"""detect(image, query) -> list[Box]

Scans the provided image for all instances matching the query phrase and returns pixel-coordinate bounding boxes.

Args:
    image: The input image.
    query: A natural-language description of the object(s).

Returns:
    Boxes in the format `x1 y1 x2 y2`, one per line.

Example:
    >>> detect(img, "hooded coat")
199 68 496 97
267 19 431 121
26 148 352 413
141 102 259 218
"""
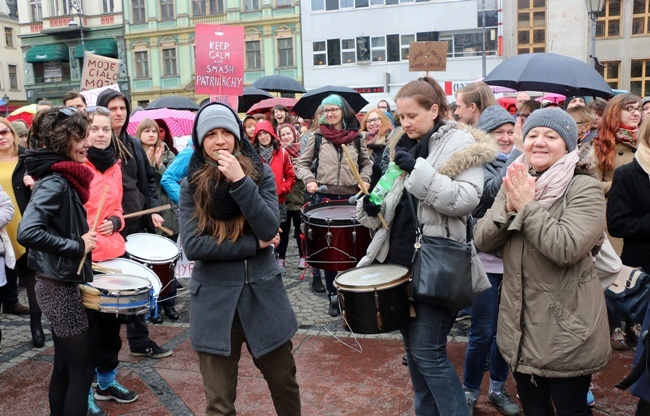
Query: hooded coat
474 147 611 378
253 121 296 205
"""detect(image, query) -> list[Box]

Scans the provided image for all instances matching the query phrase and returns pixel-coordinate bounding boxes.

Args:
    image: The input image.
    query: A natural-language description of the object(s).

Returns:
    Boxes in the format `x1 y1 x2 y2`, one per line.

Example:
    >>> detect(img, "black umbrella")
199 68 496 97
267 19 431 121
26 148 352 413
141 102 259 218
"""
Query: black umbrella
147 96 199 111
251 75 306 94
482 53 614 99
292 85 369 118
238 87 273 113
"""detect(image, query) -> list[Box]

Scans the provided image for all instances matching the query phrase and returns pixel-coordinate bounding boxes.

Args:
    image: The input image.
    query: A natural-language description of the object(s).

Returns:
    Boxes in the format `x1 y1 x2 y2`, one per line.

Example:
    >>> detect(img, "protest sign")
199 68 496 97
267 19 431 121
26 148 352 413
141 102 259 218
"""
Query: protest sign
81 84 120 107
209 95 239 112
195 24 245 96
80 53 120 91
409 42 448 72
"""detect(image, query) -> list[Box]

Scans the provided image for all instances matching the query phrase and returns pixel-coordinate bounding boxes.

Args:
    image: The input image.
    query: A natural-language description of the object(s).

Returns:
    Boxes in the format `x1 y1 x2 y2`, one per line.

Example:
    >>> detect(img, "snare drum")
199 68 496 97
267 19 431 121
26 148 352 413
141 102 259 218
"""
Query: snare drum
334 264 412 334
301 200 371 271
97 258 162 300
80 275 152 316
125 233 180 298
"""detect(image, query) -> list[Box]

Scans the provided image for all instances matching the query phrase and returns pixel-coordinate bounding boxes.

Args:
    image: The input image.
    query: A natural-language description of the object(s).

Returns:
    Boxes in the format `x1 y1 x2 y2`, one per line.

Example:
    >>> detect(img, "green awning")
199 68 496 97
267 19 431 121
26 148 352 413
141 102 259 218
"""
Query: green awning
25 43 69 63
74 38 118 59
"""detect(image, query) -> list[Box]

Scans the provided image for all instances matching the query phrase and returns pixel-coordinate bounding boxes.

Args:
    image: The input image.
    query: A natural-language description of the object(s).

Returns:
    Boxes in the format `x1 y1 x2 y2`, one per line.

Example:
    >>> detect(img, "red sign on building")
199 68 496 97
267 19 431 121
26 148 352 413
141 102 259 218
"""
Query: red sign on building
194 24 244 97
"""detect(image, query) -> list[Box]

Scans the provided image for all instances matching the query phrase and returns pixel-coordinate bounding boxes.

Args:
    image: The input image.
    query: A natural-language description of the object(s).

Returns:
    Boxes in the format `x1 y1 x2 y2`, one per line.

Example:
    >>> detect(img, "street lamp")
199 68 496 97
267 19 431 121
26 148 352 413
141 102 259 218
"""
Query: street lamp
2 94 8 117
585 0 605 67
68 0 85 53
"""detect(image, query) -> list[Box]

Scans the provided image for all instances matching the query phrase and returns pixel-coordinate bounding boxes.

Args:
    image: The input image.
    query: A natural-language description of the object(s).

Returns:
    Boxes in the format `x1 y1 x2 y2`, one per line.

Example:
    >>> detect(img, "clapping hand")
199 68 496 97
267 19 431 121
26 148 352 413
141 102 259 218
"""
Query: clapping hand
503 163 535 213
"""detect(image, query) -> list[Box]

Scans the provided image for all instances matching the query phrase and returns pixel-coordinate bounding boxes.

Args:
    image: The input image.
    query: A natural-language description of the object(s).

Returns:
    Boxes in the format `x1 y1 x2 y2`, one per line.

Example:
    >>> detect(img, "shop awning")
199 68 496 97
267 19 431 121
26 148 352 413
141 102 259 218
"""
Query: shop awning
73 38 118 59
26 43 69 63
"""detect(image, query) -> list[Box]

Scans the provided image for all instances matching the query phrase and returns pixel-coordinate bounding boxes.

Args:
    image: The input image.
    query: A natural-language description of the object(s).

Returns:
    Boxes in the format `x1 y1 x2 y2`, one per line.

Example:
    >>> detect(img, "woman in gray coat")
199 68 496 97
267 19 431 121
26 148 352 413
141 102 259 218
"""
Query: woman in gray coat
179 103 300 416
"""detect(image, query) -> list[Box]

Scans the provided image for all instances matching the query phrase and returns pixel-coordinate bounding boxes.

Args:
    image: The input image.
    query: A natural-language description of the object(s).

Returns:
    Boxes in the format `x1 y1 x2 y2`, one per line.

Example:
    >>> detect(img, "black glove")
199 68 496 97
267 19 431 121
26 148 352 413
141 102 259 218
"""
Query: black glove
394 150 416 173
362 196 381 217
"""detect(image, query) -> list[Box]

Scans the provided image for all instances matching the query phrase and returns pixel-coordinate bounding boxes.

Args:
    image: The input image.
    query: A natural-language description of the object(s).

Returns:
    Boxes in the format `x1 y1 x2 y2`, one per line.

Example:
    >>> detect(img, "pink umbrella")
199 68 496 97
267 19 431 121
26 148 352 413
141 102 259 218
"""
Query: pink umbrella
535 93 566 104
246 97 297 115
127 108 195 137
472 78 517 94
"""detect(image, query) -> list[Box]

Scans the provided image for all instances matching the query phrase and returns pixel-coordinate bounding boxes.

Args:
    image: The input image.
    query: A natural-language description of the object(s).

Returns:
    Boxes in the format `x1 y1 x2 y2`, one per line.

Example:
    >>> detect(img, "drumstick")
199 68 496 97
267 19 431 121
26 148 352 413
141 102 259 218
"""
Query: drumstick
123 204 172 219
91 263 122 274
341 144 389 230
157 224 174 236
77 185 109 275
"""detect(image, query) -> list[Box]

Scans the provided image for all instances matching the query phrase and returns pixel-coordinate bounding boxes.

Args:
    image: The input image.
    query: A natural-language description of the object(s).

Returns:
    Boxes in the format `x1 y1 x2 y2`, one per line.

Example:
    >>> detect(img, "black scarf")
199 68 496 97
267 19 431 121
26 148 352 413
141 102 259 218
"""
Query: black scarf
187 136 263 221
87 146 117 174
22 149 71 179
395 120 445 160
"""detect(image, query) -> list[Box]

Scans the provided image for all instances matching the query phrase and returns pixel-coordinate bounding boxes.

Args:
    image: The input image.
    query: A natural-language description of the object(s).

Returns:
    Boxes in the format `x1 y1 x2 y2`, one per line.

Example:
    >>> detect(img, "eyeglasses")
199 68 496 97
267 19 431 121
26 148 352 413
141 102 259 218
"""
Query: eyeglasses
623 106 641 114
366 117 380 125
85 105 110 113
323 108 341 115
377 106 388 110
0 128 11 135
517 113 530 120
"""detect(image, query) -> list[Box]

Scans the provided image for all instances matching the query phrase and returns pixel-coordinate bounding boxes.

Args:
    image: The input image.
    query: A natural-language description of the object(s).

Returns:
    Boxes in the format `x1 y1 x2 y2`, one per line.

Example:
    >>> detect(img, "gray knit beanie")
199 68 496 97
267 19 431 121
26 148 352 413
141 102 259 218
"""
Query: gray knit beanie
523 108 578 152
477 105 515 133
196 104 241 147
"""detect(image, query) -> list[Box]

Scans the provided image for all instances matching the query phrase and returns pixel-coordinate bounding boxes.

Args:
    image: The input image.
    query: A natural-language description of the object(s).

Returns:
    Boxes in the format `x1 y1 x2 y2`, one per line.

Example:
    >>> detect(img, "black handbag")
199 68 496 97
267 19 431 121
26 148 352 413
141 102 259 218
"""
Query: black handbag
407 194 473 310
605 265 650 324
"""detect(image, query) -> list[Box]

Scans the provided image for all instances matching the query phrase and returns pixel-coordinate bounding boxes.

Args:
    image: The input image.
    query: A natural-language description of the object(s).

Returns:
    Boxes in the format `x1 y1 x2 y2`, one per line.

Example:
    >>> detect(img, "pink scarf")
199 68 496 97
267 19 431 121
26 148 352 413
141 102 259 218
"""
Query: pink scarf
511 150 580 210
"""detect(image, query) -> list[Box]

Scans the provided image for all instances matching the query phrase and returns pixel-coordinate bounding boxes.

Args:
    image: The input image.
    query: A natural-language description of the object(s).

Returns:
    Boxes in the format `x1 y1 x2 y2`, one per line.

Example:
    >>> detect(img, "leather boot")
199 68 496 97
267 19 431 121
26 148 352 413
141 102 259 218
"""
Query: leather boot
30 319 45 348
312 276 325 293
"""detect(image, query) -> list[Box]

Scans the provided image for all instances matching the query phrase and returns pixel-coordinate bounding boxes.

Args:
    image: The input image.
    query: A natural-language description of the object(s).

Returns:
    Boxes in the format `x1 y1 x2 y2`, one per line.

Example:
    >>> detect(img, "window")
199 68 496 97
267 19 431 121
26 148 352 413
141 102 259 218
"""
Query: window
630 59 649 97
133 0 146 23
135 51 149 78
210 0 225 13
30 0 42 22
311 0 324 11
401 34 414 60
194 0 223 15
50 0 69 16
325 0 338 10
193 0 206 15
276 0 291 6
517 0 546 54
356 36 370 61
371 36 385 62
162 48 177 76
313 41 326 65
341 39 356 64
355 0 368 7
102 0 114 13
246 40 261 70
596 60 620 90
632 0 650 35
244 0 260 11
441 30 497 58
161 0 175 20
277 38 294 68
597 0 621 38
327 39 341 66
8 65 17 90
386 34 400 61
5 28 13 48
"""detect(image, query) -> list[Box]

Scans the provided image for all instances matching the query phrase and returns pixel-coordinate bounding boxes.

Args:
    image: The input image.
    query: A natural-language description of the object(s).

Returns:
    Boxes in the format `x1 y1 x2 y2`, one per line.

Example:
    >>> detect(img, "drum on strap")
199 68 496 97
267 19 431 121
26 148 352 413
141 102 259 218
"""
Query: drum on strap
125 233 180 298
80 275 152 316
97 258 162 300
334 264 413 334
301 200 371 271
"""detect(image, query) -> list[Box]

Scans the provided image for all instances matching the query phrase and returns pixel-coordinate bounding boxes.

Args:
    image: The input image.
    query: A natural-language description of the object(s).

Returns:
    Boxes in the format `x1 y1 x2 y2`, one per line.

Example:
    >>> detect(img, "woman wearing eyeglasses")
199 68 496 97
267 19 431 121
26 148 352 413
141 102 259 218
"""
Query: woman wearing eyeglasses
18 107 97 416
360 108 393 188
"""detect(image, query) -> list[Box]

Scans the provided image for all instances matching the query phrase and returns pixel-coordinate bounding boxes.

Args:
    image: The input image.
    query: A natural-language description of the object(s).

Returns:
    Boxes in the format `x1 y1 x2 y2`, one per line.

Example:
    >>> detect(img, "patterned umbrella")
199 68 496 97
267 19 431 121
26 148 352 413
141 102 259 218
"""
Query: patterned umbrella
246 97 297 115
9 103 38 116
126 108 195 137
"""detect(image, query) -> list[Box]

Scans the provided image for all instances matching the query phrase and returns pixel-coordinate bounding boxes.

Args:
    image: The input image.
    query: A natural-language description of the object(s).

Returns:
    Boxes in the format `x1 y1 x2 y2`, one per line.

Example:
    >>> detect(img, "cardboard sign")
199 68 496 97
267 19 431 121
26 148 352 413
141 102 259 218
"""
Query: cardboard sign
195 24 245 96
409 42 448 72
81 84 120 106
80 53 121 91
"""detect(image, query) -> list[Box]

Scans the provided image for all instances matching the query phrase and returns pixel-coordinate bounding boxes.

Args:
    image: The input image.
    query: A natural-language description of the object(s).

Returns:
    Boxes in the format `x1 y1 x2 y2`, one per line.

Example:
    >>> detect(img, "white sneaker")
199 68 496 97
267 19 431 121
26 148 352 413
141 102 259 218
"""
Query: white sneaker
277 258 285 268
298 257 306 269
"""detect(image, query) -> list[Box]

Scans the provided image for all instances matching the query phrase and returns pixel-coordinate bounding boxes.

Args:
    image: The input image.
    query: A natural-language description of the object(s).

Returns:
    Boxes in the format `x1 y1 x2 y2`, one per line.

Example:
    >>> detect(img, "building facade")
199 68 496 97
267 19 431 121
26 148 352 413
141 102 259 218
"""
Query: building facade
123 0 302 108
0 0 27 114
16 0 128 105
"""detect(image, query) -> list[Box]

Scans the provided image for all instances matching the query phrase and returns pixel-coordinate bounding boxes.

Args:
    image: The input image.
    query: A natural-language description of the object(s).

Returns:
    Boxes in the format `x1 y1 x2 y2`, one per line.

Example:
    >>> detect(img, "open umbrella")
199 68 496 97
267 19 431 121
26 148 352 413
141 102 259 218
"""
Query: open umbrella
251 75 306 94
126 107 196 137
292 85 369 119
9 103 38 116
147 96 199 111
246 97 297 115
238 87 273 113
483 53 613 99
535 93 566 104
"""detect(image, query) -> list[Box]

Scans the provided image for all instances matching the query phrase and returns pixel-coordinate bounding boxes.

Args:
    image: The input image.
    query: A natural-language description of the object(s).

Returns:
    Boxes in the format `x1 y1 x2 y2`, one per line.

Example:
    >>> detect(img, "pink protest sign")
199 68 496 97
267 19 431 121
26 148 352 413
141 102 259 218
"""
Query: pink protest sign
195 24 244 96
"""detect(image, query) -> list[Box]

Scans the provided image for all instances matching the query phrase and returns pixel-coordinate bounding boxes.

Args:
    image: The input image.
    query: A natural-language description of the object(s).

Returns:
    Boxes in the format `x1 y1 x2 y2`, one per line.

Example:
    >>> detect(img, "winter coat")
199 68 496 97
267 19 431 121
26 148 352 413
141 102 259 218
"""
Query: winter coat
178 164 298 359
296 129 373 195
160 140 194 205
606 159 650 271
0 187 15 270
474 151 611 378
595 142 635 197
264 147 296 205
83 159 125 262
356 122 497 294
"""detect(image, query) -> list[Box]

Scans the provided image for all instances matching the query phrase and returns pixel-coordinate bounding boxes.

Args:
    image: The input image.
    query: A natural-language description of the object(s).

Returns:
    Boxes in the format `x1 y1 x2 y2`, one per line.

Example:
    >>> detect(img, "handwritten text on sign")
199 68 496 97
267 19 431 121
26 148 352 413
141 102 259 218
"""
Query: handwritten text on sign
408 42 448 72
195 24 245 96
80 53 120 91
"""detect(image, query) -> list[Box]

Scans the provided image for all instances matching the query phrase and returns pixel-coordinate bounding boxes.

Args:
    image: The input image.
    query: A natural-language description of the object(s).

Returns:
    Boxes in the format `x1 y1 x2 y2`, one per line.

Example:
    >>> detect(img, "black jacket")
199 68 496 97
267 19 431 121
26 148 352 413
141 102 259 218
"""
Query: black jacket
13 146 32 214
17 174 92 283
606 158 650 271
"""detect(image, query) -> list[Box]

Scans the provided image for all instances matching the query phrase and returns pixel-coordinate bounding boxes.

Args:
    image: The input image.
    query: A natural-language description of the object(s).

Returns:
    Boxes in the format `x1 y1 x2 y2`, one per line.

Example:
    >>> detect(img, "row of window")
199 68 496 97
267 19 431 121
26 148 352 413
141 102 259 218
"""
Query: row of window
597 0 650 37
0 64 20 91
30 0 115 22
311 0 498 12
599 59 650 96
134 0 292 24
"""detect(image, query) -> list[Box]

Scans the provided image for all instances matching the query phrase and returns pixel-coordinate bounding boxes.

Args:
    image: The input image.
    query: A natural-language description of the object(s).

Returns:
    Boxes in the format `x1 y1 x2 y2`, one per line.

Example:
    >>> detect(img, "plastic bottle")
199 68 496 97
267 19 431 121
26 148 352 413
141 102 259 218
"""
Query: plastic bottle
369 162 402 205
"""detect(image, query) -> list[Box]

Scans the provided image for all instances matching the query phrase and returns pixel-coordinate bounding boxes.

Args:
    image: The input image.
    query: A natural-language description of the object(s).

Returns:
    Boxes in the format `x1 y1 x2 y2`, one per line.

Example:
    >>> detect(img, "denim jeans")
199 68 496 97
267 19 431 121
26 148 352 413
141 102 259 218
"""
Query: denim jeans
401 302 469 416
463 273 509 393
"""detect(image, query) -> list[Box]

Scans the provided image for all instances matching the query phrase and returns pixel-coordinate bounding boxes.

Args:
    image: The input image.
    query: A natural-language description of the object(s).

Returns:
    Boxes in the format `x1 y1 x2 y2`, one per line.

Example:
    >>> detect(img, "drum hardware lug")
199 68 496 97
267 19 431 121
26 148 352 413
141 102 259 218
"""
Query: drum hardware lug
326 231 332 247
374 290 383 331
307 228 312 240
338 293 347 329
352 230 356 244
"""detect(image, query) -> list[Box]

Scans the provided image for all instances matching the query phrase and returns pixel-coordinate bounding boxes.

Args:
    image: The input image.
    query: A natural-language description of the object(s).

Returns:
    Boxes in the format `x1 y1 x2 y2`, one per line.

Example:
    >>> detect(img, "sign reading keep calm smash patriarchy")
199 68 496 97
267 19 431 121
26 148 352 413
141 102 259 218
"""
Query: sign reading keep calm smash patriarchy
194 24 244 96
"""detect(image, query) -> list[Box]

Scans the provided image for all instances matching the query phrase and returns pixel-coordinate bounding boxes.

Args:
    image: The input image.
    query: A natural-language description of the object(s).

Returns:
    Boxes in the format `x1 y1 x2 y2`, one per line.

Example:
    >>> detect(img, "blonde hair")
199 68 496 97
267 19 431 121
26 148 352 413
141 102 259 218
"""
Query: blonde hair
0 117 19 156
135 118 161 166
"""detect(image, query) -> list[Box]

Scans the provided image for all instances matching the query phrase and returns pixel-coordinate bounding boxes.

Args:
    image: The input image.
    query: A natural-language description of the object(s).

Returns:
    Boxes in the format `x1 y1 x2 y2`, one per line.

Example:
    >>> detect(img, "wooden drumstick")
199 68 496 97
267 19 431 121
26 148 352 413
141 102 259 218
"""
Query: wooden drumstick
123 204 172 219
341 144 389 230
91 263 122 274
77 185 109 275
157 224 174 236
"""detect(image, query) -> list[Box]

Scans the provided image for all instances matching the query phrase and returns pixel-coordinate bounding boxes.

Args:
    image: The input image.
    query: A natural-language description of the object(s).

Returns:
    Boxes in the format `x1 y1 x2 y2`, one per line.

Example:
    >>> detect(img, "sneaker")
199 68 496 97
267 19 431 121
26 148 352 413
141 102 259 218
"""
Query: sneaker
277 258 285 268
625 323 641 344
456 310 470 321
87 390 107 416
328 295 340 317
465 391 477 415
610 328 628 351
130 340 173 358
488 390 521 416
95 380 139 403
587 387 595 407
298 257 306 269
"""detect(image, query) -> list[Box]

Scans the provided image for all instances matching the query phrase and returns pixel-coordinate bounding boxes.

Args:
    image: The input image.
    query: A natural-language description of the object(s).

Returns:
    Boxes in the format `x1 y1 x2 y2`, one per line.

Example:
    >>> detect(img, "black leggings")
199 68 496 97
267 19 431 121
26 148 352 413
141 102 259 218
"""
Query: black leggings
49 329 94 416
513 372 592 416
276 210 303 260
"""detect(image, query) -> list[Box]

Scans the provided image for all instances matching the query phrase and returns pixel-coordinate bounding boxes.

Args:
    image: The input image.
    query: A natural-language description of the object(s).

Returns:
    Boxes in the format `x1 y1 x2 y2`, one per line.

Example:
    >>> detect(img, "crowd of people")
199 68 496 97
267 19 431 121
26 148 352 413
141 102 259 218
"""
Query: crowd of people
0 79 649 416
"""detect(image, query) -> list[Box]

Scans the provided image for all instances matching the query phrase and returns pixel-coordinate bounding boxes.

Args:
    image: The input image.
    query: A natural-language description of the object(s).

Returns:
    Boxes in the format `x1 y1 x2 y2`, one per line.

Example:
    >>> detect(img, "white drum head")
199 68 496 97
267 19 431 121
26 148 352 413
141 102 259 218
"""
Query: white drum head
335 264 409 291
125 233 180 263
97 258 162 297
90 274 151 292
